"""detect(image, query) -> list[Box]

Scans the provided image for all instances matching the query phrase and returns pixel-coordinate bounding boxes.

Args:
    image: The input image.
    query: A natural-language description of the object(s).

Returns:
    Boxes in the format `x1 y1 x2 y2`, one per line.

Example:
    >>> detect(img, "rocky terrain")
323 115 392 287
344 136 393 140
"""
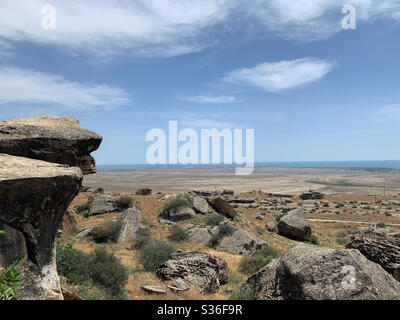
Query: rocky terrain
1 115 400 301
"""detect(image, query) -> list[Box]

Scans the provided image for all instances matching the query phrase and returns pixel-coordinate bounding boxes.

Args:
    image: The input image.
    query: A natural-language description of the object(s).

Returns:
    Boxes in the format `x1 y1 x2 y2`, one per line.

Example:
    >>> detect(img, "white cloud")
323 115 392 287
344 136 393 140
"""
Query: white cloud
0 66 130 110
223 58 335 92
179 95 237 103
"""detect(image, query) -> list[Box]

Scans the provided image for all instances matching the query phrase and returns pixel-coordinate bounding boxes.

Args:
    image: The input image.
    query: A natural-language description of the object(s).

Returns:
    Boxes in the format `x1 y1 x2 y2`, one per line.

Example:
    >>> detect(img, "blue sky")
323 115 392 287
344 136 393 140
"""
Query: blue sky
1 0 400 164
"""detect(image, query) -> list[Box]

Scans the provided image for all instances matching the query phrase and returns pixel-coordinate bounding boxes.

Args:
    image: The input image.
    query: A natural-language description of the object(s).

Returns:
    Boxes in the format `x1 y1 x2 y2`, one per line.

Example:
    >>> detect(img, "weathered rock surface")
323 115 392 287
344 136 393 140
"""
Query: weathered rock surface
277 208 312 241
157 251 229 294
136 188 152 196
0 154 82 299
241 243 400 300
346 230 400 281
168 206 196 222
266 222 278 233
193 197 209 214
0 222 27 266
216 225 268 255
89 196 118 215
116 208 142 243
209 198 236 219
140 285 166 295
188 226 213 245
0 116 102 174
58 209 78 235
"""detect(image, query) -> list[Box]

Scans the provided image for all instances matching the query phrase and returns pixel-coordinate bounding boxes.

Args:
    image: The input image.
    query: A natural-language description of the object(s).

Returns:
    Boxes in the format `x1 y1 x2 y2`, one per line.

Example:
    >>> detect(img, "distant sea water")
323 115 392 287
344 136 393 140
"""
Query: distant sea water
97 161 400 170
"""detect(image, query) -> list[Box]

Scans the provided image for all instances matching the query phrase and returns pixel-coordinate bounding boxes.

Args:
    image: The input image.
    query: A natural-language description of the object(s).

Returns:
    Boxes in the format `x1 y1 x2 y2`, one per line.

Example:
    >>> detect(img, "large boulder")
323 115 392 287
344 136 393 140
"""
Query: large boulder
89 196 118 215
241 243 400 300
0 116 102 174
346 230 400 281
167 206 196 222
192 197 208 214
209 198 236 219
116 208 142 243
278 209 312 241
216 225 269 255
188 226 213 245
157 251 229 294
0 154 82 299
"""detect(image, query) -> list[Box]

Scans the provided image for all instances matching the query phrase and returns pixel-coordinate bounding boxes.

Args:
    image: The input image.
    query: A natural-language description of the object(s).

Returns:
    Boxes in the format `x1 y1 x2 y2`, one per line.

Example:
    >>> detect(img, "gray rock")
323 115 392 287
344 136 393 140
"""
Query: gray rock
89 196 118 215
266 222 278 233
58 209 78 235
193 197 209 214
116 208 142 243
157 251 229 294
188 227 213 245
0 116 102 175
75 227 95 239
140 285 166 295
242 243 400 300
136 188 152 196
278 209 312 241
168 206 196 222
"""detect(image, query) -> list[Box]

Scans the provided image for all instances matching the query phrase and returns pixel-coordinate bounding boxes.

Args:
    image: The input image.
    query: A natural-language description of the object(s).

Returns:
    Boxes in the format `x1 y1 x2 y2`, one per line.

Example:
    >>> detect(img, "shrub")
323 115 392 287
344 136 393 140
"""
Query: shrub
113 196 133 211
168 226 189 242
56 244 128 299
89 220 122 243
139 241 175 272
229 287 257 300
239 247 280 275
76 203 91 217
132 227 152 249
208 224 235 248
0 262 20 300
377 222 386 228
160 197 192 219
308 234 319 245
206 214 225 226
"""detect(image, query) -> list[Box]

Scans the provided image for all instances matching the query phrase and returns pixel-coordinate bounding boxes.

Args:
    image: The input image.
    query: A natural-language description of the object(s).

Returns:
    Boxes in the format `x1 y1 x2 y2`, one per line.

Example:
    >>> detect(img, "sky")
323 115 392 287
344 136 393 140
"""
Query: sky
1 0 400 165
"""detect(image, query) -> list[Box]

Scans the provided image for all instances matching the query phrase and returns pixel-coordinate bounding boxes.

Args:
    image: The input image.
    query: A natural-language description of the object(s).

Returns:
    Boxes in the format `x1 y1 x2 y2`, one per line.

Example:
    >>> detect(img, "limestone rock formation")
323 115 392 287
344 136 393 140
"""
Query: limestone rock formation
89 196 118 215
0 116 102 174
346 230 400 281
192 197 209 214
277 208 312 241
0 154 82 299
157 250 229 294
167 206 196 222
58 209 78 236
209 198 236 219
116 208 142 243
188 226 213 245
241 243 400 300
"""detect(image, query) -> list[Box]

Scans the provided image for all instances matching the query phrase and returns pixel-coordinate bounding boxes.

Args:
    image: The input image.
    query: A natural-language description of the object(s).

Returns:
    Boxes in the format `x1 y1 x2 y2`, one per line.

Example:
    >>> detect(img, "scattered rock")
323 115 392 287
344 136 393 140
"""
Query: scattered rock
266 222 278 233
136 188 152 196
193 197 209 214
157 251 229 294
140 285 166 295
299 190 324 200
346 230 400 281
0 116 102 174
75 227 95 239
209 198 236 219
188 227 213 245
89 196 118 215
116 208 142 243
226 198 255 204
278 209 312 241
242 243 400 300
168 206 196 222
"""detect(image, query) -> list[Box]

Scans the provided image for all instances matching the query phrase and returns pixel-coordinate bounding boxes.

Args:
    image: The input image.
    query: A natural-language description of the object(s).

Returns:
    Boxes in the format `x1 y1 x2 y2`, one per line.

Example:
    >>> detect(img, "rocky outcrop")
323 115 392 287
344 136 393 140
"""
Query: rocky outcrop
241 243 400 300
346 230 400 281
277 209 312 241
0 116 102 174
209 198 236 219
89 196 118 215
188 226 213 245
116 208 142 243
167 206 196 222
192 197 208 214
0 154 82 299
157 250 229 294
58 209 78 236
266 222 278 233
216 225 269 255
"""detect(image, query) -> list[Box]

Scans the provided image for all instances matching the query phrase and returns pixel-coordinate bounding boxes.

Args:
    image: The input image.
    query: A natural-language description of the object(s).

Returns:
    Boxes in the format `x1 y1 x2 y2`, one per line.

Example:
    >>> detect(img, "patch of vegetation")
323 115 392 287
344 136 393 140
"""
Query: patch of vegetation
229 287 257 300
308 234 320 245
113 196 133 211
239 247 280 275
336 231 349 245
160 197 192 219
138 241 176 272
89 220 122 244
56 244 128 299
132 227 152 249
0 262 20 300
206 214 225 226
168 225 189 242
208 224 236 248
76 203 91 218
72 284 107 300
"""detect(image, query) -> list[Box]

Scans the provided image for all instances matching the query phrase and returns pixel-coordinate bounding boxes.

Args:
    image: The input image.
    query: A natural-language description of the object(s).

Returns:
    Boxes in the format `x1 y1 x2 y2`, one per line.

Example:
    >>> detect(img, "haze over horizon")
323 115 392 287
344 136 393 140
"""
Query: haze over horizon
1 1 400 164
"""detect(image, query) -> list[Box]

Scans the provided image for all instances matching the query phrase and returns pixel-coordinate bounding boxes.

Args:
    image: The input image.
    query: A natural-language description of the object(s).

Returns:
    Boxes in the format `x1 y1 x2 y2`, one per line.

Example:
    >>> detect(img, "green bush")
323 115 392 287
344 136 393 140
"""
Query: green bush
229 287 257 300
239 247 280 275
208 224 235 248
89 220 122 243
113 196 133 211
168 226 189 242
206 214 225 226
160 197 192 219
132 227 152 249
0 262 20 300
308 234 320 245
56 244 128 299
76 203 91 217
139 241 175 272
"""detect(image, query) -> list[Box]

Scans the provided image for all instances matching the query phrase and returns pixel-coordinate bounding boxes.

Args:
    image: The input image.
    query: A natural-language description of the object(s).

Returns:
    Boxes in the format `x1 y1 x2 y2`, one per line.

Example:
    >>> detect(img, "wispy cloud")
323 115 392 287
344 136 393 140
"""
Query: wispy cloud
223 58 336 92
179 95 237 103
0 66 130 110
181 116 233 129
0 39 14 60
377 103 400 119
